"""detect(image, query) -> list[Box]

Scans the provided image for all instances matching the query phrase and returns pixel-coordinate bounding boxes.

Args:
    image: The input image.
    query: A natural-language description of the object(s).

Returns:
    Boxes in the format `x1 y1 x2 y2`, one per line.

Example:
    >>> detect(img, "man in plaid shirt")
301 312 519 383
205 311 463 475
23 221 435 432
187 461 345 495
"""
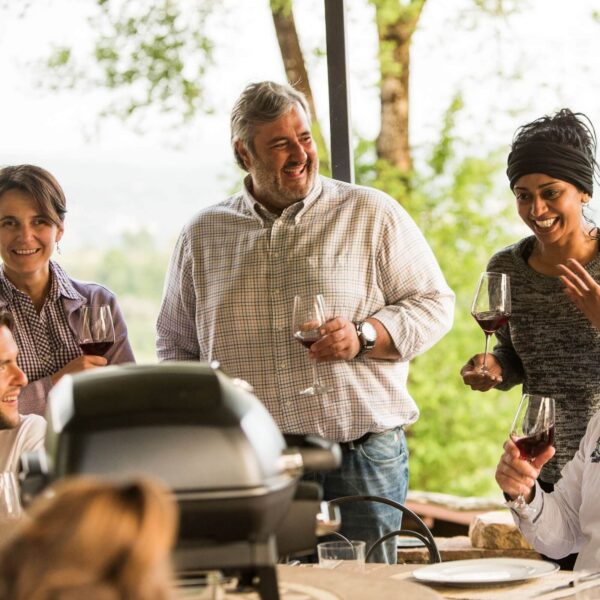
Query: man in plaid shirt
157 81 454 563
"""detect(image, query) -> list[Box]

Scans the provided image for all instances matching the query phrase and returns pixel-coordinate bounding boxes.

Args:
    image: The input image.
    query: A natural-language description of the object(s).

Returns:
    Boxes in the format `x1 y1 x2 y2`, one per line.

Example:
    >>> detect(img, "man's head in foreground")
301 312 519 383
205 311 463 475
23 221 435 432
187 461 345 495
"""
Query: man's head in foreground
0 311 28 430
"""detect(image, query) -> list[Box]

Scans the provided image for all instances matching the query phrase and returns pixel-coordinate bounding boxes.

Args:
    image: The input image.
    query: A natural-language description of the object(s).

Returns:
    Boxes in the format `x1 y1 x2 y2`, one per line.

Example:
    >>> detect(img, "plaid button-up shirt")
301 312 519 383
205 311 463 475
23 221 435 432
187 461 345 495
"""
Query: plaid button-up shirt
0 261 136 415
157 176 454 441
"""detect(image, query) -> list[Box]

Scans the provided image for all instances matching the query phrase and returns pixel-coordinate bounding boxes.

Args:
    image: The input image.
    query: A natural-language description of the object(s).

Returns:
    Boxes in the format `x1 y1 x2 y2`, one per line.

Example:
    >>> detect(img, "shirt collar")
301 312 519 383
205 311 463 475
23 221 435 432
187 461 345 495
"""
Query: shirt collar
49 261 85 302
0 261 83 304
240 175 324 224
0 266 13 304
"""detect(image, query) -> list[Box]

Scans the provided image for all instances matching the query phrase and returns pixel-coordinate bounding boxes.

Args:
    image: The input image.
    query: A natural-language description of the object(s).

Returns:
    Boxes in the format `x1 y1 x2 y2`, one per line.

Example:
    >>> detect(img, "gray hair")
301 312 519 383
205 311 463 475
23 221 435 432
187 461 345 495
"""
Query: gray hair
230 81 311 171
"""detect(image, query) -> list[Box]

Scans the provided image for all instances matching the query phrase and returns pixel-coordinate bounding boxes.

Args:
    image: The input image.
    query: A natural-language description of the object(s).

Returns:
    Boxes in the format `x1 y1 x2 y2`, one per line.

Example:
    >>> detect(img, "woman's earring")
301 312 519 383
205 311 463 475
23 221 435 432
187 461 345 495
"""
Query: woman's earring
55 242 62 255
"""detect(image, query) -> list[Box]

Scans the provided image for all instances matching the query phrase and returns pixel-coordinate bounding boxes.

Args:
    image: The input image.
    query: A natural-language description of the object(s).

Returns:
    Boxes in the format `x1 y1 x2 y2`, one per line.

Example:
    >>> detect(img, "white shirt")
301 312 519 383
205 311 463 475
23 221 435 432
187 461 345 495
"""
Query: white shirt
157 176 454 441
513 410 600 570
0 414 46 474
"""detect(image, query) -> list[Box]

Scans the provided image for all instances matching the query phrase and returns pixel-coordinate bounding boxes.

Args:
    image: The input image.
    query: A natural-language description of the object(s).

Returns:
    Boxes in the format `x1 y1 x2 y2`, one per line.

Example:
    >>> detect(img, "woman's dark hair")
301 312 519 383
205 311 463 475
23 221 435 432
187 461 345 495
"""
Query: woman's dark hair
0 311 14 331
0 164 67 227
511 108 600 188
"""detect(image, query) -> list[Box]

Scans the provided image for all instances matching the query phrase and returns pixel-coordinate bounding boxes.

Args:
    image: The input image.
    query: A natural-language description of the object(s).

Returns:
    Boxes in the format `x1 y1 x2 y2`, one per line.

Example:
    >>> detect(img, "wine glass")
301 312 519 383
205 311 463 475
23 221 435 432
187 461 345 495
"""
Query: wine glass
78 305 115 356
0 472 22 524
292 294 330 396
509 394 555 518
471 272 511 372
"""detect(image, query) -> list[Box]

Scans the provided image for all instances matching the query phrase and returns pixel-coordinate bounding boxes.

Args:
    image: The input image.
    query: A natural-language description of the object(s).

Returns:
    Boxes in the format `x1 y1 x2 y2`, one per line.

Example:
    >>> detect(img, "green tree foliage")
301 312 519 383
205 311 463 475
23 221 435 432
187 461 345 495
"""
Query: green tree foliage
44 0 217 127
61 230 171 363
356 96 521 496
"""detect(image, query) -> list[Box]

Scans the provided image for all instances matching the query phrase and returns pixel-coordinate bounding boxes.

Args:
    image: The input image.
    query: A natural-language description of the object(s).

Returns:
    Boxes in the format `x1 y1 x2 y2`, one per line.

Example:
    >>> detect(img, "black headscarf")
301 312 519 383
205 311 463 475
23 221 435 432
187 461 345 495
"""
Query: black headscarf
506 141 594 196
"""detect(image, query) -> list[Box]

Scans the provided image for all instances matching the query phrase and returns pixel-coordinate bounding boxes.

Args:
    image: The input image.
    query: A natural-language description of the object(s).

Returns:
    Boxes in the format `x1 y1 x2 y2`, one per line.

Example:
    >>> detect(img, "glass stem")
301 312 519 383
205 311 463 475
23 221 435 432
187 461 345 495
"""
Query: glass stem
482 333 491 370
311 358 320 386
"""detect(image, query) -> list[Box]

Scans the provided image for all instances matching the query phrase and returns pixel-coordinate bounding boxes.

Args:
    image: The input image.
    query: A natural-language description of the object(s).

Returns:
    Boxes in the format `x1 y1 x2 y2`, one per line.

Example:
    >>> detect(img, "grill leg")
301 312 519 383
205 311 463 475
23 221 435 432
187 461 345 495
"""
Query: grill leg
256 565 280 600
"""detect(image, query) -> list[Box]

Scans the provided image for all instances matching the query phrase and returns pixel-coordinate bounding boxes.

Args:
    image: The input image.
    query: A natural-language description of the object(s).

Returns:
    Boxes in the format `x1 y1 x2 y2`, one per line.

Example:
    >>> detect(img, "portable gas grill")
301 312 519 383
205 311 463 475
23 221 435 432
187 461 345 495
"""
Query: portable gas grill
20 363 341 600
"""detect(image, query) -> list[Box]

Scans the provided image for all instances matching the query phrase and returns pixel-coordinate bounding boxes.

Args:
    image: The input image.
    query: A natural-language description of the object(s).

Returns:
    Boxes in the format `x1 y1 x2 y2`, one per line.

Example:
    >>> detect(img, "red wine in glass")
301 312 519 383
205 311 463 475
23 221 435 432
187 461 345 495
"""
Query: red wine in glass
472 311 510 335
509 394 555 518
513 425 555 461
292 294 330 397
294 330 321 350
79 341 114 356
471 272 511 371
78 305 115 357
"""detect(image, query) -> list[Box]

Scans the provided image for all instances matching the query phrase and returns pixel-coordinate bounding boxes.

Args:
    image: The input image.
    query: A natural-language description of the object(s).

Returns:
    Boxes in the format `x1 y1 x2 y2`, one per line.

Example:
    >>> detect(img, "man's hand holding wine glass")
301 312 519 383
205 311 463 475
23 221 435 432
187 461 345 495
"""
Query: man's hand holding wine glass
497 394 555 518
496 437 555 505
308 317 361 362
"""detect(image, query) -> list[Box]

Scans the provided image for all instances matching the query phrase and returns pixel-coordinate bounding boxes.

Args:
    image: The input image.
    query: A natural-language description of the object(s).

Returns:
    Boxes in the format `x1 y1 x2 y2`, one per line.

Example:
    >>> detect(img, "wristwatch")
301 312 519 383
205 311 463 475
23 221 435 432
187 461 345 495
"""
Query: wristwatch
354 321 377 356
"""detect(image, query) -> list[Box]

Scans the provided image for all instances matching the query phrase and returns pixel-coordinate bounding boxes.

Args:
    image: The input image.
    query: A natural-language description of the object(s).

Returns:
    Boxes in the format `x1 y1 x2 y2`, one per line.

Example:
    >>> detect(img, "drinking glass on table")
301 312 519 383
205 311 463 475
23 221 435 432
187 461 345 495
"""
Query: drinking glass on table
471 272 511 372
317 540 366 572
509 394 555 518
292 294 330 396
78 305 115 357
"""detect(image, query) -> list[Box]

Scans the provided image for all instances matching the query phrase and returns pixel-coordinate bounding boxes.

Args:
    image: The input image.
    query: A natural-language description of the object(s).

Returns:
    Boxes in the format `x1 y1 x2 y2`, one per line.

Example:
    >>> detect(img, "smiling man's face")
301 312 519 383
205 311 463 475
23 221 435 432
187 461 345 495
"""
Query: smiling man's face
0 325 27 430
236 103 319 215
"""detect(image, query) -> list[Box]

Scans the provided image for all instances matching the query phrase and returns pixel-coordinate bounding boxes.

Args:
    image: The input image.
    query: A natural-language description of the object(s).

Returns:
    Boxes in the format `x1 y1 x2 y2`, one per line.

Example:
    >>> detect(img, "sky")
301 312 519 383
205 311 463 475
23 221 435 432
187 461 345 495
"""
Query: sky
1 0 600 251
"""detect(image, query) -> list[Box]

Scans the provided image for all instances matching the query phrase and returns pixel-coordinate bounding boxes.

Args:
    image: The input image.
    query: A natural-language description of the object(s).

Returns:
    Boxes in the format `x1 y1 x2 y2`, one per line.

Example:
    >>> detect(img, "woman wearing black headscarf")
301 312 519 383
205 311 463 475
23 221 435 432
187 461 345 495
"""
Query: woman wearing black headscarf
461 109 600 500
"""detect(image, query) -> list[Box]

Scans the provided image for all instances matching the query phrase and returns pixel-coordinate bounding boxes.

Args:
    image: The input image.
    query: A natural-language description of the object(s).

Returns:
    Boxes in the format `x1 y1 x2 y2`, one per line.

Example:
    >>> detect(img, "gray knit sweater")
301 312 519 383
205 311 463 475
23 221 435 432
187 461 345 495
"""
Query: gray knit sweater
490 236 600 484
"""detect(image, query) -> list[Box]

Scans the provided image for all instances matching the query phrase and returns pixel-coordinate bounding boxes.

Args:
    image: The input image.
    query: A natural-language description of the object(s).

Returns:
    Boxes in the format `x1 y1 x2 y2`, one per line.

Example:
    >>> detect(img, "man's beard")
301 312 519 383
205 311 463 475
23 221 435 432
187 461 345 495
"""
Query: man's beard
252 156 317 207
0 411 19 430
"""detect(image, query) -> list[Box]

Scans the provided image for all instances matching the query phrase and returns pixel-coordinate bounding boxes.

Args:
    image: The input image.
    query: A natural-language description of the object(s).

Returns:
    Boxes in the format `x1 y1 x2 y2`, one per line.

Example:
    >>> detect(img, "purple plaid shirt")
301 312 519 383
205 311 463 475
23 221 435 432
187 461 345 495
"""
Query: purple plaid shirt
0 261 135 415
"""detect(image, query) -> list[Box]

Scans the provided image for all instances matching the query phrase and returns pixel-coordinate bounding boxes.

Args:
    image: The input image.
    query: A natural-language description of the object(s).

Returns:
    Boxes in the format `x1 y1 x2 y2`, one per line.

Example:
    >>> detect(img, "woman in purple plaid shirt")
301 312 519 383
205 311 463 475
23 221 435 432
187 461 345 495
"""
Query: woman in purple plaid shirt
0 164 135 416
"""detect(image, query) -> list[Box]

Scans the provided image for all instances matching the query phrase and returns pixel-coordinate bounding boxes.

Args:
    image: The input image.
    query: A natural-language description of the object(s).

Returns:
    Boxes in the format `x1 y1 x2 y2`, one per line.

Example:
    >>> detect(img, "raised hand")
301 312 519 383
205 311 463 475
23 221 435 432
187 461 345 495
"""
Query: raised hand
558 258 600 330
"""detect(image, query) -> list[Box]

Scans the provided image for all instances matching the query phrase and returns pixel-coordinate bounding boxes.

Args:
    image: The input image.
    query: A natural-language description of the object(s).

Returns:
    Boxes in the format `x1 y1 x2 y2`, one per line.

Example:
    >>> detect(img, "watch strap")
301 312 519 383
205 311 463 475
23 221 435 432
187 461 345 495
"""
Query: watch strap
354 321 376 356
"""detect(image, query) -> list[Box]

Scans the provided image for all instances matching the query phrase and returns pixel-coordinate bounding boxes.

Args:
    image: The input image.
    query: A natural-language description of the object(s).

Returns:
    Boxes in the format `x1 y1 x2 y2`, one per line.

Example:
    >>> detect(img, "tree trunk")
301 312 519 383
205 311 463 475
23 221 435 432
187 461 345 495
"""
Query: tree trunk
373 0 426 173
270 0 330 172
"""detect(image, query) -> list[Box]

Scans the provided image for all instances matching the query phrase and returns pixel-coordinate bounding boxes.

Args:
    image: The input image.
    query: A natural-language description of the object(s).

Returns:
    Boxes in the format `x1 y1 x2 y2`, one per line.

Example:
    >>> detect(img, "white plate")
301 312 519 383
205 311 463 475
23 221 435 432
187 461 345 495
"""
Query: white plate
412 558 559 586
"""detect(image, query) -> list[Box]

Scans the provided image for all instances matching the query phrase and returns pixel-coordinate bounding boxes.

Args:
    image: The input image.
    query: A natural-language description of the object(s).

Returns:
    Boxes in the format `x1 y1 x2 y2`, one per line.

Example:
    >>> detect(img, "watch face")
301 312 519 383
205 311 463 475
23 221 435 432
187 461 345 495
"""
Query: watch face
360 321 377 343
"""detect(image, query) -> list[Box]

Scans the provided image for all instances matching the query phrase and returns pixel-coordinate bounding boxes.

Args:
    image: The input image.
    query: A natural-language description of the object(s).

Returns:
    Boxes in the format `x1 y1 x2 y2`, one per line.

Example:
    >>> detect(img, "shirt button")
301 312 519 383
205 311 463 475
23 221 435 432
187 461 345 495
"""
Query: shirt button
272 251 280 258
279 362 286 369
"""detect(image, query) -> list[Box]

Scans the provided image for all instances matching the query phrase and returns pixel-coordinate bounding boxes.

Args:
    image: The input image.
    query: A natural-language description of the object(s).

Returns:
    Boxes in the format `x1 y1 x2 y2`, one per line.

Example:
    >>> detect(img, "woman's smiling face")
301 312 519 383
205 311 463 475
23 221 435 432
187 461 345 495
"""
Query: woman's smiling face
0 188 63 283
513 173 589 245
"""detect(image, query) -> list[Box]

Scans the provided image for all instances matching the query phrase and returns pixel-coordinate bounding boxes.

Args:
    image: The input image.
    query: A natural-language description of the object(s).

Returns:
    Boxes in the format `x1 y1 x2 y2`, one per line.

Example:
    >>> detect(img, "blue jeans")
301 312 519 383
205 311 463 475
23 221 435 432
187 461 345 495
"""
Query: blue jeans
304 427 408 564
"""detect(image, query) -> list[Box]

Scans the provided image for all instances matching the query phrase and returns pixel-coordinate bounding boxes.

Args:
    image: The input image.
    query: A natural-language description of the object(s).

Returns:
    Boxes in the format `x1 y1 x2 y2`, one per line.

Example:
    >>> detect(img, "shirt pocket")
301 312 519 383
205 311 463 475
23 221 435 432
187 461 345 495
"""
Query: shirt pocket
304 253 375 319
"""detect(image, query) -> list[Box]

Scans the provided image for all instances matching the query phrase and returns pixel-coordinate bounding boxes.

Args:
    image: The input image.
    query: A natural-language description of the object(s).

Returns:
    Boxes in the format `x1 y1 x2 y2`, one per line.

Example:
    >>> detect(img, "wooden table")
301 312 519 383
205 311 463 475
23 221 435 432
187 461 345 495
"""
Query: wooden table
178 565 442 599
178 563 600 599
370 564 599 600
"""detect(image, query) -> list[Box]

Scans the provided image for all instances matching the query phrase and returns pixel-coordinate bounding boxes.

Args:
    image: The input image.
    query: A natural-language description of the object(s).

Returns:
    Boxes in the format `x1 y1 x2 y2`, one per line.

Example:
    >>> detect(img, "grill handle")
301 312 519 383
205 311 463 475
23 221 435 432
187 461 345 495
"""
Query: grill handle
282 435 341 474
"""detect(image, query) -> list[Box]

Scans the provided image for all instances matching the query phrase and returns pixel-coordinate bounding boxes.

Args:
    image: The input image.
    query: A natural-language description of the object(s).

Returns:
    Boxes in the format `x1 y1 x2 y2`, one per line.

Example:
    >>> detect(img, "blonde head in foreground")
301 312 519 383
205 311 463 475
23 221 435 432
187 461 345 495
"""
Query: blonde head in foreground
0 476 178 600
